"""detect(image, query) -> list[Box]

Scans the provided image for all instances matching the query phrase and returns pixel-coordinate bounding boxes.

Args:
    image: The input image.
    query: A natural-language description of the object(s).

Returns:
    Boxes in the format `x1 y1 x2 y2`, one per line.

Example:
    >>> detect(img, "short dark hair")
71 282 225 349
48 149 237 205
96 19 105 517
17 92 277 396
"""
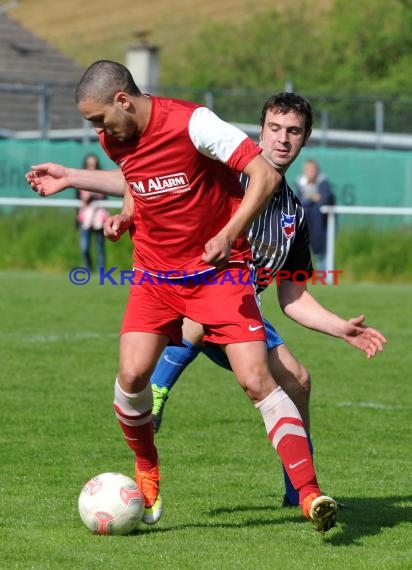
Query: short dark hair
260 92 313 134
75 60 141 104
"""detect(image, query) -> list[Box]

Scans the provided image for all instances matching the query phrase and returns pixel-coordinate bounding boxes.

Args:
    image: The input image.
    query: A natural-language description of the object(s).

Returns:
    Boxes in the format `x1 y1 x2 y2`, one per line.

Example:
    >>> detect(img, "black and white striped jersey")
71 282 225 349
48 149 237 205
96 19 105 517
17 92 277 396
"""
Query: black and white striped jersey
241 174 313 294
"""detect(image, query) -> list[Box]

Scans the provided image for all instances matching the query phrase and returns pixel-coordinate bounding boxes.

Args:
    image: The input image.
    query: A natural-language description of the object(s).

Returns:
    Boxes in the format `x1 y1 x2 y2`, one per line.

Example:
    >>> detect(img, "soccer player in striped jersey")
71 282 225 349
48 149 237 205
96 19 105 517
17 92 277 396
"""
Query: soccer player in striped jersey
147 92 387 507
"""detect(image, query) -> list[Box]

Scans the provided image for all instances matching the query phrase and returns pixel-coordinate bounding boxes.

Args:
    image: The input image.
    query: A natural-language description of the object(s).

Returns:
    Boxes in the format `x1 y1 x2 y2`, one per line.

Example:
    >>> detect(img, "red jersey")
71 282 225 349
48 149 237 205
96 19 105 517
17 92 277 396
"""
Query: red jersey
100 96 261 275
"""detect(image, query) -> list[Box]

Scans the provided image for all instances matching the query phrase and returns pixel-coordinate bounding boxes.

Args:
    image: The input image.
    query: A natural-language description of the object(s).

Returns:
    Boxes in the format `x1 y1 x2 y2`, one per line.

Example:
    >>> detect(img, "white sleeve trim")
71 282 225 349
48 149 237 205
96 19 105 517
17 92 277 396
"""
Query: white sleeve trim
188 106 248 163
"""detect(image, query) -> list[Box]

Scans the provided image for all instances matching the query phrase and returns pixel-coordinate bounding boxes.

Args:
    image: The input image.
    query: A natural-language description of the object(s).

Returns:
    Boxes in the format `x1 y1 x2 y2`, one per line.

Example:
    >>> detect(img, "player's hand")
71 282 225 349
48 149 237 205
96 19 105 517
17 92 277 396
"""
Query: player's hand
343 315 387 359
202 235 232 267
25 163 70 196
104 213 132 242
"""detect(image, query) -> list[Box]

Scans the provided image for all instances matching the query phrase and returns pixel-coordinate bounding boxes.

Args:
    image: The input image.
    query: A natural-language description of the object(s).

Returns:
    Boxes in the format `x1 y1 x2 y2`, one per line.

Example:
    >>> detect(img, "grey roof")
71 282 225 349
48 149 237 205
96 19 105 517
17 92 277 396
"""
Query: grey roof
0 13 85 133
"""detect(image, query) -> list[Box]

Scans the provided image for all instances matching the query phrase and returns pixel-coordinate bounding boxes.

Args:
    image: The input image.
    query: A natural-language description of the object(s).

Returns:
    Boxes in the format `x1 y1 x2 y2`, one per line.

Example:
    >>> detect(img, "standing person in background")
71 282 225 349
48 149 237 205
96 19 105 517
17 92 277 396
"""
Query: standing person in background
295 159 334 272
76 153 108 271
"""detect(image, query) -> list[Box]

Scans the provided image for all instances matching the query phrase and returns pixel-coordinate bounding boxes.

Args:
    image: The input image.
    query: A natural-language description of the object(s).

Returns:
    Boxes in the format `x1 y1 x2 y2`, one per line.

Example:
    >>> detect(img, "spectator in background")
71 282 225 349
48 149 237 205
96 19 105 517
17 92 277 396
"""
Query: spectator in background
295 159 334 272
76 153 108 270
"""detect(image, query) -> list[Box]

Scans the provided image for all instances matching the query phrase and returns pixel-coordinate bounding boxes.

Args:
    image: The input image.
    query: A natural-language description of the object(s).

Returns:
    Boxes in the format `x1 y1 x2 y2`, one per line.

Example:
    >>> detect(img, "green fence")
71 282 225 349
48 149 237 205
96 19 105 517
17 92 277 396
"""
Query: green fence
0 140 113 202
1 139 412 228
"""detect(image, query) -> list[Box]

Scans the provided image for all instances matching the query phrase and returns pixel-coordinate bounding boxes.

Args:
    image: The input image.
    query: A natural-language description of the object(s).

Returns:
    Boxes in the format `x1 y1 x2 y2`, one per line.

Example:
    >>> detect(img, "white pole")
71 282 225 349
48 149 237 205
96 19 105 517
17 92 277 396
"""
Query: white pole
325 210 336 284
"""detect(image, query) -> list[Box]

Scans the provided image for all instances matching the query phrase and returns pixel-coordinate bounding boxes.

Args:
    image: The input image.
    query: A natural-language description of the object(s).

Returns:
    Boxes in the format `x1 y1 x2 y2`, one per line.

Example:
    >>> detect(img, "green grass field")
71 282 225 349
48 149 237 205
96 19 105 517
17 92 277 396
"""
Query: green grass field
1 271 411 569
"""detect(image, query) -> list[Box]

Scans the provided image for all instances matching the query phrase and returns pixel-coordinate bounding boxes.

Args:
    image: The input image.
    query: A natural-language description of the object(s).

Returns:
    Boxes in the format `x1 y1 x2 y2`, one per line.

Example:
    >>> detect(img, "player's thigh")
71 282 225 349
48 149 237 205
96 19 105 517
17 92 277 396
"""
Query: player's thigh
268 343 310 394
119 332 170 391
181 318 205 345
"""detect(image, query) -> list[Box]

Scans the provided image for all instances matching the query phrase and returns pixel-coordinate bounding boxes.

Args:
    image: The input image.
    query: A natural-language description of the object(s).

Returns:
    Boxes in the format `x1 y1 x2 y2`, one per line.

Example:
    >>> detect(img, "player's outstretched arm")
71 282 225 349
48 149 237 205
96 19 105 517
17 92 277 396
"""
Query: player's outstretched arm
26 163 125 197
277 280 387 359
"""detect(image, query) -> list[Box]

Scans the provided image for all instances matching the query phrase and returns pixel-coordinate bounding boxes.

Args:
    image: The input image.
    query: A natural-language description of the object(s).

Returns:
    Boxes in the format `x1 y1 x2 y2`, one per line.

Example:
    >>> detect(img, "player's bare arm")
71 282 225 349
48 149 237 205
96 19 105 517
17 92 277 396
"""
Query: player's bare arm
104 181 134 241
26 163 125 197
277 279 387 358
202 155 280 266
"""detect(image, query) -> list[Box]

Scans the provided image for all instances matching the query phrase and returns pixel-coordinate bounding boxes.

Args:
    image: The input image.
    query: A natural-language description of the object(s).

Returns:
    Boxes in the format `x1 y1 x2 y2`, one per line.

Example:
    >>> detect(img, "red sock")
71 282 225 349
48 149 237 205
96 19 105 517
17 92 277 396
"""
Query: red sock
298 483 321 505
256 389 321 497
114 379 158 472
114 405 158 471
273 419 319 490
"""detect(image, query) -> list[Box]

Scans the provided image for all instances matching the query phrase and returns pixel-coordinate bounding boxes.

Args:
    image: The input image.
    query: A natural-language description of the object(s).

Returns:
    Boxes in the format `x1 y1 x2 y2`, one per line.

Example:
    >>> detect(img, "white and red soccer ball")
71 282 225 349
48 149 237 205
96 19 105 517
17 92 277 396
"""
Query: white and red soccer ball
78 472 144 535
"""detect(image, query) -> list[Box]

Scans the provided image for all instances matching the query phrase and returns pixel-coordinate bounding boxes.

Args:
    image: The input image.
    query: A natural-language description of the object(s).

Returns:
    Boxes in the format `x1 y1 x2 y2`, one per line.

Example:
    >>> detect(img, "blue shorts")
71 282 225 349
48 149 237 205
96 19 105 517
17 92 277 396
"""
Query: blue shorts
200 317 283 371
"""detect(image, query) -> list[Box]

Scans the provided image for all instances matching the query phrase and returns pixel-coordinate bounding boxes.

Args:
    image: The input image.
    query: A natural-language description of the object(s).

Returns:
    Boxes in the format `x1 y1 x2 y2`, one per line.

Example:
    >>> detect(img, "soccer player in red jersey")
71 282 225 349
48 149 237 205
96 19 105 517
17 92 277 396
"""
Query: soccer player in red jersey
29 62 338 532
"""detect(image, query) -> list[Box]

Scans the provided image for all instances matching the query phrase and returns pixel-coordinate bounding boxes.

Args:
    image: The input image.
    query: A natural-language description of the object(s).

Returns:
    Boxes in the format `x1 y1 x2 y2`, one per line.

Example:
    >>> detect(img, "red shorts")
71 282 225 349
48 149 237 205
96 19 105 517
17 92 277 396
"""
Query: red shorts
121 266 266 345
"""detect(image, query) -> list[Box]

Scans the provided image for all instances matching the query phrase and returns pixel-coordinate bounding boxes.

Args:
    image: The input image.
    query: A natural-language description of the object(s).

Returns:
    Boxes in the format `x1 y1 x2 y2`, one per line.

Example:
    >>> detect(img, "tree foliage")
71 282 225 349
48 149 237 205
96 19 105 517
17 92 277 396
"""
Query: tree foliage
162 0 412 98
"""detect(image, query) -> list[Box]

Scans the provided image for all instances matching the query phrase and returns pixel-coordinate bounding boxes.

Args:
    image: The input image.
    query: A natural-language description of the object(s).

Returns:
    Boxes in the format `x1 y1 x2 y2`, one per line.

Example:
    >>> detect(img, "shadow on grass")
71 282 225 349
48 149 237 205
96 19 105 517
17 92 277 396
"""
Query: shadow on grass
132 504 287 535
321 494 412 546
135 494 412 543
209 494 412 545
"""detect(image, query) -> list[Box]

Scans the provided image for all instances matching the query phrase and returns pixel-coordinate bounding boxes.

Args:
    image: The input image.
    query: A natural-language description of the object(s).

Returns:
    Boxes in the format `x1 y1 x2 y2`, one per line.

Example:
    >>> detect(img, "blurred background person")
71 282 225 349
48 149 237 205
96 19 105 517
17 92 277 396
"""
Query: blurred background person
76 153 108 271
295 159 335 272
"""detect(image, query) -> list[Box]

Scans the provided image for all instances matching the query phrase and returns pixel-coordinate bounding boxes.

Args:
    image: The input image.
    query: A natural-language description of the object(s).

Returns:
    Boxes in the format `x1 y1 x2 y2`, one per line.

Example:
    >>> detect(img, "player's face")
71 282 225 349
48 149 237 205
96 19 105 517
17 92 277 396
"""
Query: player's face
77 95 138 142
259 109 310 173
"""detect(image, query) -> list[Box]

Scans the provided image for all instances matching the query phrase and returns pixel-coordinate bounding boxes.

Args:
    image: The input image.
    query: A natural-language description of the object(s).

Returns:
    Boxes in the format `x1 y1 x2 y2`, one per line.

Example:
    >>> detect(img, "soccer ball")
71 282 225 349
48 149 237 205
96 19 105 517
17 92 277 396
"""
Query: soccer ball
78 472 144 535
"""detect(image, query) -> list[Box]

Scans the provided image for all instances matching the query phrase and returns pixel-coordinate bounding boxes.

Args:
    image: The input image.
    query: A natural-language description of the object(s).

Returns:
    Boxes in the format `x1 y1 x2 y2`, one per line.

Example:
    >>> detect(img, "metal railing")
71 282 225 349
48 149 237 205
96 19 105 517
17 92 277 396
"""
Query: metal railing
321 205 412 283
2 81 412 148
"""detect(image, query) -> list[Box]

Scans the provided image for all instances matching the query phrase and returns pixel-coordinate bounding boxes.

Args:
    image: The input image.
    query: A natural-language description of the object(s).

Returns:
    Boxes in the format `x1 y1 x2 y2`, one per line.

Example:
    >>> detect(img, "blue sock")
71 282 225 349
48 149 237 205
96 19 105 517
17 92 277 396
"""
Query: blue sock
150 339 201 392
282 435 314 506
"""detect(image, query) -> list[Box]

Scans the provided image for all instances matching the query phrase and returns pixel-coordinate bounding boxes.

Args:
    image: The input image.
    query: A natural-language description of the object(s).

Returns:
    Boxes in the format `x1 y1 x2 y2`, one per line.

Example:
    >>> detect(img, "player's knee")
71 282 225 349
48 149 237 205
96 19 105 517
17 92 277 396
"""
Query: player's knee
277 366 311 408
298 367 311 396
118 367 150 394
240 368 277 403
